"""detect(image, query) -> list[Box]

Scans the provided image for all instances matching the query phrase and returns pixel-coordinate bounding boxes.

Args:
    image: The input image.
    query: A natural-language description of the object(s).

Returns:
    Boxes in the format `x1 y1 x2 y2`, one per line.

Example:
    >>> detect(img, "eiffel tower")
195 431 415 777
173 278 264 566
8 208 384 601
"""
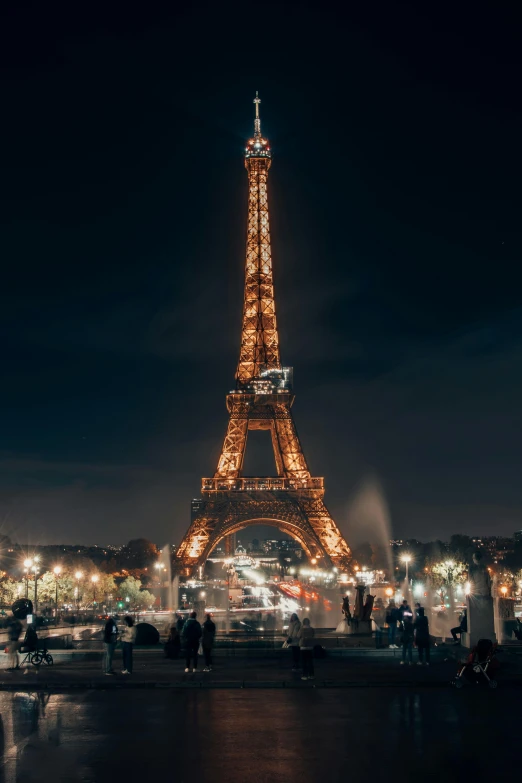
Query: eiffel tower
175 94 351 575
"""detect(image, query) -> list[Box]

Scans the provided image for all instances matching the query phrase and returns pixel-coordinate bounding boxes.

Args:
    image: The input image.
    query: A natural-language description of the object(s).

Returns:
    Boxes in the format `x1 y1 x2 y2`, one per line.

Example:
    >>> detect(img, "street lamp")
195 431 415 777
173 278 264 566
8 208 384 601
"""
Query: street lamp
400 554 412 583
75 571 83 610
32 558 40 613
23 558 33 598
500 585 508 597
53 566 62 624
91 574 99 607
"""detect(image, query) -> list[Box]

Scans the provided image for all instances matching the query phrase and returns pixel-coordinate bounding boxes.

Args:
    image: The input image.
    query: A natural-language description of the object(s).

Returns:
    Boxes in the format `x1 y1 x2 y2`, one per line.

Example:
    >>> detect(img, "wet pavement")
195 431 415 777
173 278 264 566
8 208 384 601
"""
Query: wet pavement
0 687 518 782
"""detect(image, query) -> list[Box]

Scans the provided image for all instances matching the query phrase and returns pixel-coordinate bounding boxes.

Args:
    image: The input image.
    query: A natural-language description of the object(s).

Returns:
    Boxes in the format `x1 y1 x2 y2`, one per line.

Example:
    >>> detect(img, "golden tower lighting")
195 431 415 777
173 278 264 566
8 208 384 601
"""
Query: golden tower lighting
176 95 351 574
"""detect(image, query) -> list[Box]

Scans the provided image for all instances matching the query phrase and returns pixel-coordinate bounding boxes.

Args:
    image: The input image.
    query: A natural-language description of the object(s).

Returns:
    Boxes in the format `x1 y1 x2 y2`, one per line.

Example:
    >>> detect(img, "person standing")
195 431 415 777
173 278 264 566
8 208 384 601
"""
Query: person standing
287 613 302 671
182 611 202 673
414 607 430 666
298 617 315 681
103 616 119 675
120 615 136 674
386 600 399 648
400 612 414 665
202 613 216 672
164 624 181 659
6 613 22 671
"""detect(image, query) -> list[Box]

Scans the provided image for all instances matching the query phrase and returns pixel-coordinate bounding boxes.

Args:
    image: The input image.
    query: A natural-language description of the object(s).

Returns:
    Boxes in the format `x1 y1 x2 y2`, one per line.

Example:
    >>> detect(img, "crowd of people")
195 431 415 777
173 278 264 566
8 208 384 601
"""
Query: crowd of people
384 599 442 665
4 599 456 677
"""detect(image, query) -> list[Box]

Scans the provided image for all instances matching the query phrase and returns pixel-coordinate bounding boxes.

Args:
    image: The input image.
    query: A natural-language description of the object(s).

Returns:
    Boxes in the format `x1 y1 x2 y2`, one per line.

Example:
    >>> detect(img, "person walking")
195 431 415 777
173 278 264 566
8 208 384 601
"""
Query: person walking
103 616 119 675
400 612 414 665
386 600 399 648
120 615 136 674
202 613 216 672
6 613 22 671
414 607 431 666
297 617 315 680
287 612 302 671
182 611 202 672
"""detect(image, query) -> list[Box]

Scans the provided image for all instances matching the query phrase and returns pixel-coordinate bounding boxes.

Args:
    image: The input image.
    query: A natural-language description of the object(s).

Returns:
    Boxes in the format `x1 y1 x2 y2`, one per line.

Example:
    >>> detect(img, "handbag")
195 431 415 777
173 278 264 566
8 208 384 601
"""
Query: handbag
282 640 289 649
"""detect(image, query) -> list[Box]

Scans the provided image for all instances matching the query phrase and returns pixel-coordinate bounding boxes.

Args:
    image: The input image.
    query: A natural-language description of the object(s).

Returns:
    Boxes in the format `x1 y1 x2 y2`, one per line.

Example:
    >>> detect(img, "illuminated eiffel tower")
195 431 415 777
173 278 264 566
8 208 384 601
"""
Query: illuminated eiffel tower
176 95 351 574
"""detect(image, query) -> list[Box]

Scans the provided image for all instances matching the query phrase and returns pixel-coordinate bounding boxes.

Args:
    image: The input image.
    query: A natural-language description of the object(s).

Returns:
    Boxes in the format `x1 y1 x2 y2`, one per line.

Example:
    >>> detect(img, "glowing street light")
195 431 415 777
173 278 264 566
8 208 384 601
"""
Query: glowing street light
385 587 394 598
91 574 99 606
400 554 412 584
53 566 62 623
75 571 83 609
23 558 33 598
500 585 508 596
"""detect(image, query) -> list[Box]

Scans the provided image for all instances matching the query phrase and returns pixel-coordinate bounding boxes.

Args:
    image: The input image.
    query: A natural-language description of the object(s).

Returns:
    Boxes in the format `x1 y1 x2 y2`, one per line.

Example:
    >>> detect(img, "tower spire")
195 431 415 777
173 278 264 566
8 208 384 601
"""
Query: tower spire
253 91 261 137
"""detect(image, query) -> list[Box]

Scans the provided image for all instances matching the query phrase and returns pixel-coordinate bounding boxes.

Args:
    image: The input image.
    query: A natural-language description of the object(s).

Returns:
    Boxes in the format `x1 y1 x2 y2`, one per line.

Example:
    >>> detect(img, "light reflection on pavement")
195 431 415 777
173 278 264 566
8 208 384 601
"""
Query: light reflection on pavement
0 688 516 782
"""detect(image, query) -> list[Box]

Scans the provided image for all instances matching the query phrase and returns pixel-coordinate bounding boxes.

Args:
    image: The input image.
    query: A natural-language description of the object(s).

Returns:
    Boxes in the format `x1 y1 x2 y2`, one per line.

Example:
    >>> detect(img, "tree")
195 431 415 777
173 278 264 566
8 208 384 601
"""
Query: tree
430 560 467 588
0 573 19 607
448 535 475 564
83 573 117 606
118 576 154 610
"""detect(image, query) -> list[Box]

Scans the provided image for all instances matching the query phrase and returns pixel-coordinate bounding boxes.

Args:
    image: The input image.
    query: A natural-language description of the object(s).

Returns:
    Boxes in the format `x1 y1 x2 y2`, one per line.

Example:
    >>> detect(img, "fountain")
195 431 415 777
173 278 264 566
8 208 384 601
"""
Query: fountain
346 478 394 578
159 543 178 612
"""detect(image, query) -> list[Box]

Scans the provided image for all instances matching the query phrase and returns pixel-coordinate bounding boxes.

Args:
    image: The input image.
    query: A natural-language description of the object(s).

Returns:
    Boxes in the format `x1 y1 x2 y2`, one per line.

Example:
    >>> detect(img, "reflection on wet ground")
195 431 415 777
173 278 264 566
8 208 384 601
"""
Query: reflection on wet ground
0 688 516 782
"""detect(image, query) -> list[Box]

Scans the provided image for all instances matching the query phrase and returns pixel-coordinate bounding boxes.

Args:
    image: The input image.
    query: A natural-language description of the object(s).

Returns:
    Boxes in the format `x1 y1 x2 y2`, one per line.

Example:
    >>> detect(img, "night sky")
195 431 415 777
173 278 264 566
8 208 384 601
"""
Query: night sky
1 5 521 547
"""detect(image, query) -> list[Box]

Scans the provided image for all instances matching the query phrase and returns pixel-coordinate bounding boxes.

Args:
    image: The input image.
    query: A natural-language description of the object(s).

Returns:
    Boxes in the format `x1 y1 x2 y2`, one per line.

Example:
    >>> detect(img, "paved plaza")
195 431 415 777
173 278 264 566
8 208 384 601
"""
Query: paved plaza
0 687 519 782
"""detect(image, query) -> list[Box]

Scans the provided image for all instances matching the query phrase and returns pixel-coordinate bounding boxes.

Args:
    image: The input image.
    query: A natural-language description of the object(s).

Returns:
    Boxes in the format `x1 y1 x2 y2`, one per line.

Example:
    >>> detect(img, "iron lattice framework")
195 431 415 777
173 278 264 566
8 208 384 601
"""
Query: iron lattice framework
176 95 351 574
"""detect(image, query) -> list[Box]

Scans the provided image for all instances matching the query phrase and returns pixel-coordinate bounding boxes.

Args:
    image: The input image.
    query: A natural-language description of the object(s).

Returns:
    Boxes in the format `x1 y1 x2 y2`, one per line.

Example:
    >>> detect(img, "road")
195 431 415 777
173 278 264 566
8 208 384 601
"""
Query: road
0 688 515 782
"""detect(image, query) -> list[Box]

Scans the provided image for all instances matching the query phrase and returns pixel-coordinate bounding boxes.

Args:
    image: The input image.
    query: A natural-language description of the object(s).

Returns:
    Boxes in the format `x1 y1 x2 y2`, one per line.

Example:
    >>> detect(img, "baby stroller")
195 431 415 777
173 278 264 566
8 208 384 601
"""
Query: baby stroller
453 638 498 689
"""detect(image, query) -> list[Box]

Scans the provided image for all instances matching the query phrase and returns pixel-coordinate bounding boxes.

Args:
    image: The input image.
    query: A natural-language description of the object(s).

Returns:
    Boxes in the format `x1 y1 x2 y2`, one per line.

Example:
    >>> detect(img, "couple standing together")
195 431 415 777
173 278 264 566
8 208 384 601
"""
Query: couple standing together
287 613 315 681
183 612 216 673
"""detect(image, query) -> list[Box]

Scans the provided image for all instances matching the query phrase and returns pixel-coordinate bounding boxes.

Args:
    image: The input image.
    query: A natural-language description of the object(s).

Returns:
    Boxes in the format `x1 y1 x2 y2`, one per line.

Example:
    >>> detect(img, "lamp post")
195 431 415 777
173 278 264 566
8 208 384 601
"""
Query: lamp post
91 574 99 608
33 556 40 612
154 562 162 609
53 566 62 625
23 558 33 598
400 555 412 600
75 571 83 611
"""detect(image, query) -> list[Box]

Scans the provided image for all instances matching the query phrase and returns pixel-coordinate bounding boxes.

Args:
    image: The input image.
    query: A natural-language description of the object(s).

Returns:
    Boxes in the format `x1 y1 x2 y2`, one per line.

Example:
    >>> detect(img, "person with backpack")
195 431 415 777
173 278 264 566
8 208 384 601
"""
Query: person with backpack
202 613 216 672
120 615 137 674
297 617 315 680
182 611 202 673
414 607 430 665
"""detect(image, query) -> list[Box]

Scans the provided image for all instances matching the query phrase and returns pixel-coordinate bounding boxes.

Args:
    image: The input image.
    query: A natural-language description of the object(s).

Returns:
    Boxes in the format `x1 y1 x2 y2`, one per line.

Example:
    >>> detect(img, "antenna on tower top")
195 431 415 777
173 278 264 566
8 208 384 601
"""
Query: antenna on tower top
253 91 261 137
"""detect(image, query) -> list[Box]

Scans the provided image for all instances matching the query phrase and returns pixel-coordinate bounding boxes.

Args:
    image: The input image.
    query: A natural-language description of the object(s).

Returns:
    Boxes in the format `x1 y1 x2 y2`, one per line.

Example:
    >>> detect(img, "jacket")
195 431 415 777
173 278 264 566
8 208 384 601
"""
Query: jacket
402 621 414 643
121 625 137 644
385 607 399 625
297 625 315 650
182 618 202 642
287 619 301 646
414 615 430 645
104 619 118 644
202 619 216 647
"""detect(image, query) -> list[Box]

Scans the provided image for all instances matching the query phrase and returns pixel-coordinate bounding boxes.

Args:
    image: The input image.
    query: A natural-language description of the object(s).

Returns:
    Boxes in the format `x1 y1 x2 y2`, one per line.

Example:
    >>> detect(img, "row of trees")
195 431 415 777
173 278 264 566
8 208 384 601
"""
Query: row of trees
0 570 156 611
